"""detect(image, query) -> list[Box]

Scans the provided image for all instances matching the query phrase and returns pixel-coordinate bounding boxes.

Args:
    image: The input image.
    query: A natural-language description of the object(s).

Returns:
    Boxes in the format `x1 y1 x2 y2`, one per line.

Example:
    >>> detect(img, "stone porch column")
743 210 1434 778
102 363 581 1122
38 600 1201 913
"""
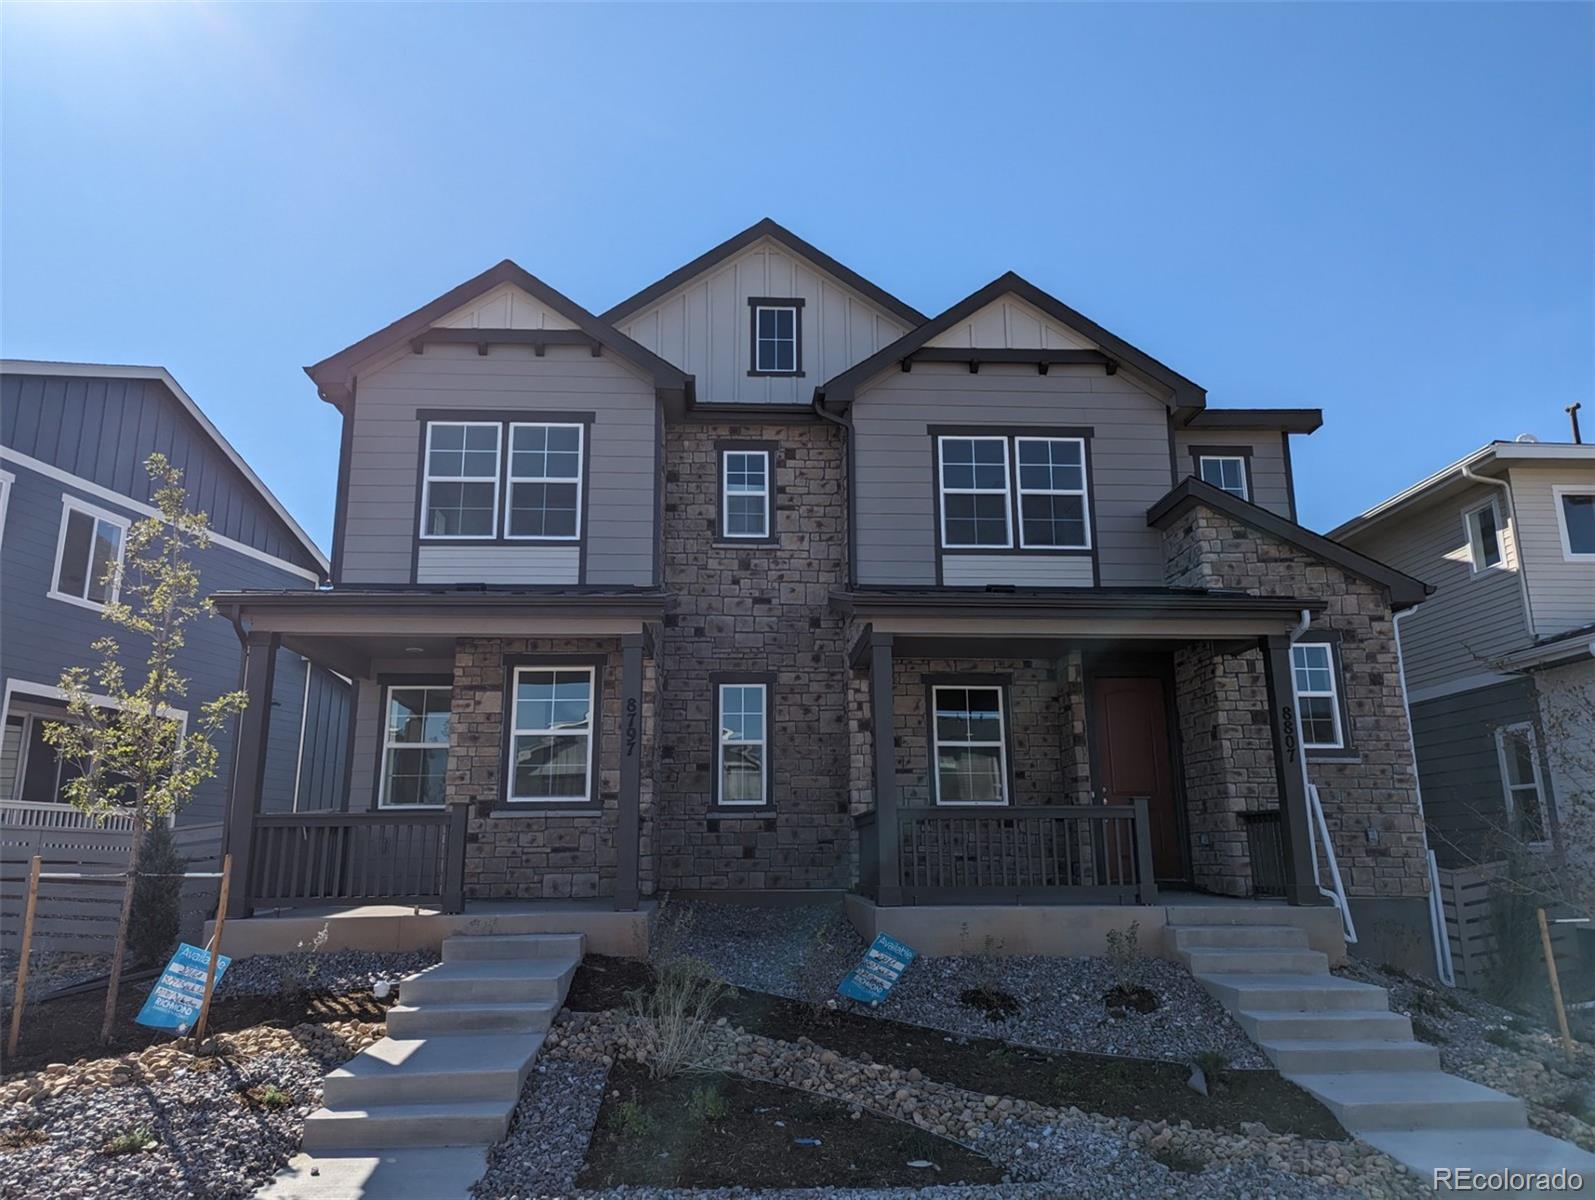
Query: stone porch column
1260 634 1329 907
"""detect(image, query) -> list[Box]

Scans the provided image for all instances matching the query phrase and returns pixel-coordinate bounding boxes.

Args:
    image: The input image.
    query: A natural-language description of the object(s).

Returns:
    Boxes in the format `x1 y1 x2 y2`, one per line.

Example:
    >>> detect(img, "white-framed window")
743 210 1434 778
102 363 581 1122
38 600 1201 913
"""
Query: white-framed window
506 422 582 539
0 687 180 810
938 436 1012 549
420 421 500 539
1290 641 1344 750
1553 486 1595 561
0 468 14 548
1495 722 1551 846
507 666 595 802
931 685 1008 805
1197 455 1249 500
716 682 768 806
751 304 800 374
1463 499 1505 572
721 450 770 539
49 497 129 610
1015 437 1090 549
378 685 450 808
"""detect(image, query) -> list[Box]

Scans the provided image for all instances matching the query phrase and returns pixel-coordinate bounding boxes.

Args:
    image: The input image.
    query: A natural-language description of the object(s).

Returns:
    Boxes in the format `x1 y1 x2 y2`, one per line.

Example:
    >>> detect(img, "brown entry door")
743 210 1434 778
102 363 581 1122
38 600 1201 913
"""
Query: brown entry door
1090 676 1186 883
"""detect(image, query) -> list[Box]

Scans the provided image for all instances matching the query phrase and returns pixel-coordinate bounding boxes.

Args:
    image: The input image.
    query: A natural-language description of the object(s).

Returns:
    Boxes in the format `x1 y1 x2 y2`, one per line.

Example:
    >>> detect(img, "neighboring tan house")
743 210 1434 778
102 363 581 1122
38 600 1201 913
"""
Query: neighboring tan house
1333 438 1595 868
0 362 348 843
212 219 1436 967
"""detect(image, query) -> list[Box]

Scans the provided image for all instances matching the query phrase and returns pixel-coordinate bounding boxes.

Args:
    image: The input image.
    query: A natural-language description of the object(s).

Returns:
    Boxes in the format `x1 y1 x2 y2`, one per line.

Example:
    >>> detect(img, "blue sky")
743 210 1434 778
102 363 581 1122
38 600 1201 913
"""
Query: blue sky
2 2 1589 550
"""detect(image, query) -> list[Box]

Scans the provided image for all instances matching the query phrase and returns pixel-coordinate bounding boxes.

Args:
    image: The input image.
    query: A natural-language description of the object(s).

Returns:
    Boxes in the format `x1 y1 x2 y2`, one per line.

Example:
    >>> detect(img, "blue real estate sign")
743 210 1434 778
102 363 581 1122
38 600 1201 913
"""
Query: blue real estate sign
135 943 231 1034
837 933 916 1006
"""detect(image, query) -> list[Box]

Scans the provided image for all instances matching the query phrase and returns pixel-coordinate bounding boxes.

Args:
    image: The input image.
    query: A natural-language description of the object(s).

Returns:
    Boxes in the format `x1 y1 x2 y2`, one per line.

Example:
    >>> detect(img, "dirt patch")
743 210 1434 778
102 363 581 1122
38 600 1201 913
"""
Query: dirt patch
577 1060 1003 1190
566 954 652 1012
1103 984 1160 1016
959 985 1021 1023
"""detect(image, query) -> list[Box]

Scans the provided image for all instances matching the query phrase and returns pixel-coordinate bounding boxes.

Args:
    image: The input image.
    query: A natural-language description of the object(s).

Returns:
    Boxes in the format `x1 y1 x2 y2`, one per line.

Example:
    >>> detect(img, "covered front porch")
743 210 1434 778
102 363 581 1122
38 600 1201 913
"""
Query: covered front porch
837 587 1335 912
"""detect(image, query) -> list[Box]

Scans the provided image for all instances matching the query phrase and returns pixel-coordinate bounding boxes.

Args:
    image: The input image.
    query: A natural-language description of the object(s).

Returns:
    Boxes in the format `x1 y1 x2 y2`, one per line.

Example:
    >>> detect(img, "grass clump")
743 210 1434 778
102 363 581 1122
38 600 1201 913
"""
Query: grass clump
609 1097 657 1139
243 1082 294 1110
687 1083 730 1123
103 1126 156 1156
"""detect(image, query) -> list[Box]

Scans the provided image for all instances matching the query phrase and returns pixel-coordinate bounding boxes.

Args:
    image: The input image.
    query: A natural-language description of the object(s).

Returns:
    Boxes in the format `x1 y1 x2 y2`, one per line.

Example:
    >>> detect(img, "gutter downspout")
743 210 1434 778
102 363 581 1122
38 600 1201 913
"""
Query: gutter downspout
813 394 857 590
1461 463 1535 642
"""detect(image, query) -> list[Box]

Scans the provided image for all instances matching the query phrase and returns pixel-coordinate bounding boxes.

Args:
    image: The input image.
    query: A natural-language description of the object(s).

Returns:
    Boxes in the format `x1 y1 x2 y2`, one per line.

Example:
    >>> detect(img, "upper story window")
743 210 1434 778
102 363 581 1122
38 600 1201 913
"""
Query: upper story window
938 436 1012 548
748 298 803 376
507 666 595 803
1554 487 1595 560
716 681 769 806
507 423 583 539
721 448 772 540
0 469 13 548
50 497 129 609
421 422 500 538
1463 499 1504 572
932 684 1008 805
1197 454 1250 500
1290 640 1345 751
1016 437 1090 549
379 685 450 808
1495 722 1551 846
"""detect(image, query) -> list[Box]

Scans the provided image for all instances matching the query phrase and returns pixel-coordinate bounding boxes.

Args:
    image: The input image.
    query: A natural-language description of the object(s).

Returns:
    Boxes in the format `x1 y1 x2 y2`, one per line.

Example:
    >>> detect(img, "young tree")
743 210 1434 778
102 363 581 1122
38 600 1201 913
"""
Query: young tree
43 453 247 1043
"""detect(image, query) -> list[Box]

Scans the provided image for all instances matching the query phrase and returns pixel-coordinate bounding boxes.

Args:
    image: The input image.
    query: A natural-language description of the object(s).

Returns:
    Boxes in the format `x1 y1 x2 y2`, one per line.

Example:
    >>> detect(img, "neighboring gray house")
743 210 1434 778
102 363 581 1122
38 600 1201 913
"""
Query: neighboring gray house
0 361 348 836
212 219 1436 967
1334 439 1595 866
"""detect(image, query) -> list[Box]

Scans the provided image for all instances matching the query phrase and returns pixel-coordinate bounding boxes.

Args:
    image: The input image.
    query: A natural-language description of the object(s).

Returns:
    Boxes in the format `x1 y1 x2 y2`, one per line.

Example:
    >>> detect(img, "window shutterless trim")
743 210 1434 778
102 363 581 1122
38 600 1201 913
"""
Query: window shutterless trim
1552 485 1595 561
935 434 1013 550
0 469 13 550
1494 721 1553 848
925 674 1015 807
715 440 778 544
417 420 502 541
505 421 585 542
1290 632 1355 757
710 671 776 809
1187 445 1253 502
1014 435 1092 550
48 495 130 611
746 297 805 377
1462 497 1506 573
375 681 452 810
501 654 607 808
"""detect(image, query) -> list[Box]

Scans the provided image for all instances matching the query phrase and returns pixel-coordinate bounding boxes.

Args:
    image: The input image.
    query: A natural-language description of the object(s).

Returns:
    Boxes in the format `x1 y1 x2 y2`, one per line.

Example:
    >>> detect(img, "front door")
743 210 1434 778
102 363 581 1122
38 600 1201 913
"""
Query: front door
1090 675 1186 883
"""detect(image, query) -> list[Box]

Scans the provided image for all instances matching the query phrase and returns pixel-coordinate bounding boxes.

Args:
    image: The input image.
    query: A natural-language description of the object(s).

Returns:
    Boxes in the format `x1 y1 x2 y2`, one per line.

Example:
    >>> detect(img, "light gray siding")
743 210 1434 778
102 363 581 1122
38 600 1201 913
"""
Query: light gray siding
1506 464 1595 638
1174 428 1295 519
941 554 1094 587
415 544 579 584
341 345 657 586
851 365 1173 587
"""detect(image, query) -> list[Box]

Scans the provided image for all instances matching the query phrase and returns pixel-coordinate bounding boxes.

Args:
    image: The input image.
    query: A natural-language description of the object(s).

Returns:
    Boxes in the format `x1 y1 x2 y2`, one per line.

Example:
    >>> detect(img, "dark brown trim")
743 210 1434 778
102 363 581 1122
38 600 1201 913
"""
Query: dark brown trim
683 403 821 422
338 683 360 814
499 652 610 813
416 408 597 425
713 440 779 544
1146 477 1432 608
409 328 602 357
330 379 356 585
600 217 927 328
1293 629 1358 761
747 298 805 378
830 586 1326 623
1185 408 1323 434
902 348 1114 375
371 675 453 813
923 673 1018 807
710 671 777 811
1186 444 1255 502
1281 432 1298 522
214 587 667 620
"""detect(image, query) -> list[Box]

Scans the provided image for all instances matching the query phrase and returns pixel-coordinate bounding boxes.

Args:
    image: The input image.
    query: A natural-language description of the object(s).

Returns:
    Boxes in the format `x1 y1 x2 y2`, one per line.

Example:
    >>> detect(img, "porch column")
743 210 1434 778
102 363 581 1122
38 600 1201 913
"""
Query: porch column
615 633 644 912
871 633 902 906
1259 634 1327 907
224 630 279 919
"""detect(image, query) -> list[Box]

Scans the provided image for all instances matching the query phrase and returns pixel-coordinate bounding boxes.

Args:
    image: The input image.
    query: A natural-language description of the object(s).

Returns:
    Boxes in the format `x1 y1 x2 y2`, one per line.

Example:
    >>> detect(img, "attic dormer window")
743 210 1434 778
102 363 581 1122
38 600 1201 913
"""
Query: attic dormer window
748 298 803 376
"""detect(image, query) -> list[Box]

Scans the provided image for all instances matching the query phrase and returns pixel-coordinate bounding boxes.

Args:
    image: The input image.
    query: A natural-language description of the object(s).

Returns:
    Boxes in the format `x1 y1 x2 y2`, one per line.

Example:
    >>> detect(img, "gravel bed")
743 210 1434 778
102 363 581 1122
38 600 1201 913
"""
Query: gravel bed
0 1050 324 1200
213 949 438 999
0 950 112 1006
660 902 1264 1067
473 1058 609 1200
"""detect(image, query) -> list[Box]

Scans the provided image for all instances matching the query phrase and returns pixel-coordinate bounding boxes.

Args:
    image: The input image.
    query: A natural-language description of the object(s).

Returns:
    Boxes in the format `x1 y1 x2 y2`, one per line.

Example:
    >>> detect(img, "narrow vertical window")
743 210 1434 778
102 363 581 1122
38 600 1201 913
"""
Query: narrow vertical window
0 469 14 549
1290 642 1344 750
1555 488 1595 559
508 667 595 802
749 300 801 374
716 682 768 805
1464 500 1504 571
1197 455 1249 500
50 499 128 608
938 436 1011 548
931 685 1008 805
721 449 771 539
1015 437 1090 549
1496 723 1550 845
379 686 451 808
506 423 583 539
420 421 500 538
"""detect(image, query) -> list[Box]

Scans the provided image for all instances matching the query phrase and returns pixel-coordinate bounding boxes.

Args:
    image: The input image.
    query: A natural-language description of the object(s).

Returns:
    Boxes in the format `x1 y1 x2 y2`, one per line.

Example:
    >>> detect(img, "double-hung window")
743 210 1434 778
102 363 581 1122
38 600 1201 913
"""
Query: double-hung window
379 686 450 808
1495 723 1550 846
507 423 582 539
716 682 768 806
1464 499 1504 572
50 498 128 609
938 437 1012 548
421 422 500 538
1016 437 1090 549
1290 641 1345 751
721 449 771 540
1554 486 1595 560
750 301 801 375
1197 454 1249 499
931 685 1008 805
508 666 595 802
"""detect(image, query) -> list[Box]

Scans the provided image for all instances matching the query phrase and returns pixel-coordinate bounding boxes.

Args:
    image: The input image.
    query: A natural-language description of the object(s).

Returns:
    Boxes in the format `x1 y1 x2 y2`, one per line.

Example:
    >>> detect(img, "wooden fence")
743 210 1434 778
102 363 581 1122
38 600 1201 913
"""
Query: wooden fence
1435 859 1578 991
0 822 223 954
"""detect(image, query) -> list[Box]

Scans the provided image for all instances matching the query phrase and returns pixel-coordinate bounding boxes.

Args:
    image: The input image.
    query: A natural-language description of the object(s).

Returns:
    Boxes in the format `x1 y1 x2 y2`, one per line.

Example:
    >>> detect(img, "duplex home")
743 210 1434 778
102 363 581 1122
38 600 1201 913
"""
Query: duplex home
1333 436 1595 867
213 220 1436 968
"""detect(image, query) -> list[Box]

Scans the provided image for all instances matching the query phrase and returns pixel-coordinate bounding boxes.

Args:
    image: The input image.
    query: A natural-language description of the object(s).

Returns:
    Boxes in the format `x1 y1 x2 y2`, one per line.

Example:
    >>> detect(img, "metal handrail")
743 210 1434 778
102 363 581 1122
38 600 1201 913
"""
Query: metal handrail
1306 782 1358 944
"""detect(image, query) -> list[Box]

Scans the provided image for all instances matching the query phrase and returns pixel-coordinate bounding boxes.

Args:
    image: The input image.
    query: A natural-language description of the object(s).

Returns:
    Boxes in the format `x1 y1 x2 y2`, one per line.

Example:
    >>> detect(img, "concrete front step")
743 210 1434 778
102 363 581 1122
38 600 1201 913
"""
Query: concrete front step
1168 924 1310 950
387 998 558 1037
1165 905 1316 927
258 1148 490 1200
323 1034 545 1106
1197 972 1389 1012
1286 1071 1528 1132
1261 1037 1441 1074
443 932 586 962
399 958 576 1006
1236 1007 1415 1043
303 1098 513 1151
1359 1127 1595 1184
1179 947 1329 975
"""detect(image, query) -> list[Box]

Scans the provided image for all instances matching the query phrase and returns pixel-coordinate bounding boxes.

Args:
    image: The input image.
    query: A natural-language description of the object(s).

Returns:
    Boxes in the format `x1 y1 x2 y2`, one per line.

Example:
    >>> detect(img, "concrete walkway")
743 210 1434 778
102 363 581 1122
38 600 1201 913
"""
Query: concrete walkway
1169 907 1595 1194
258 932 584 1200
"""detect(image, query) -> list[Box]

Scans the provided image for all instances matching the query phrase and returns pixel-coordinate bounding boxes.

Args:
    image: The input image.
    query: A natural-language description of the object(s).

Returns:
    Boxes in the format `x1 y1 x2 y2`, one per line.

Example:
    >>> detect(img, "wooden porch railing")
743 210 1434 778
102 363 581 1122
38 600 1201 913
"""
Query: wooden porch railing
247 807 467 913
862 801 1157 905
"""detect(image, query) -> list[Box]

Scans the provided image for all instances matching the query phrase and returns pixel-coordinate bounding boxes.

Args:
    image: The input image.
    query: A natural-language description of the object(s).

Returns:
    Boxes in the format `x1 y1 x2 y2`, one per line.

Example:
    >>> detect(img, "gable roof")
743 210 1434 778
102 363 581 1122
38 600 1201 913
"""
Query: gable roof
599 217 927 328
305 260 694 411
815 272 1207 414
1 359 329 576
1148 476 1431 609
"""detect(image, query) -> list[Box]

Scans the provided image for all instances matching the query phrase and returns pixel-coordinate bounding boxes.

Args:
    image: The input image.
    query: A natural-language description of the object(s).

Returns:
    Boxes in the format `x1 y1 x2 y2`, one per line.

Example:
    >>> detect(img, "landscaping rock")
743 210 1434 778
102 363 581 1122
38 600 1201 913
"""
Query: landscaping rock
472 1058 608 1200
213 949 438 999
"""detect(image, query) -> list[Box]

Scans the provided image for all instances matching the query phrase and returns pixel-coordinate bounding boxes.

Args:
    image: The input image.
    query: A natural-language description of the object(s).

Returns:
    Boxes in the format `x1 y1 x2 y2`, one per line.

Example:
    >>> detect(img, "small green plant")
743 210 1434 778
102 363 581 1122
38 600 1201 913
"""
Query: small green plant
103 1126 156 1156
1410 1018 1451 1045
1190 1050 1230 1084
1104 921 1142 991
609 1097 657 1138
790 904 846 1021
243 1082 293 1111
128 820 187 967
278 923 330 997
986 1045 1019 1068
686 1083 729 1123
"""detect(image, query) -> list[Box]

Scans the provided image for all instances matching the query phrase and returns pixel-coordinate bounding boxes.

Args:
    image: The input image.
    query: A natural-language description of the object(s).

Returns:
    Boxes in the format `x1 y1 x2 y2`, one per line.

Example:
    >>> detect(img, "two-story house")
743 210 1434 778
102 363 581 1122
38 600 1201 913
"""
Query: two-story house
1333 438 1595 867
0 362 347 844
213 220 1436 969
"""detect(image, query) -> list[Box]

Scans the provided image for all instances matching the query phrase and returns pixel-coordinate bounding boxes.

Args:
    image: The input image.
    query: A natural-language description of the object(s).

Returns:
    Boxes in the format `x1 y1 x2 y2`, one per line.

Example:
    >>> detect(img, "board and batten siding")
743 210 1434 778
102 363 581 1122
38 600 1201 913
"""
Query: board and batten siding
1174 428 1295 519
340 345 658 586
1506 464 1595 639
1348 480 1530 694
614 239 910 406
851 365 1173 587
924 295 1098 351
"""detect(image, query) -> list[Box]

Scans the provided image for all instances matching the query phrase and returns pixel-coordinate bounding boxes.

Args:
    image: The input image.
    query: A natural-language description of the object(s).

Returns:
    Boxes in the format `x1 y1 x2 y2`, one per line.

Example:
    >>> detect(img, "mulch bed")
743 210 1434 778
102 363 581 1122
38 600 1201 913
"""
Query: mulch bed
2 983 389 1078
568 955 1346 1140
577 1060 1004 1190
